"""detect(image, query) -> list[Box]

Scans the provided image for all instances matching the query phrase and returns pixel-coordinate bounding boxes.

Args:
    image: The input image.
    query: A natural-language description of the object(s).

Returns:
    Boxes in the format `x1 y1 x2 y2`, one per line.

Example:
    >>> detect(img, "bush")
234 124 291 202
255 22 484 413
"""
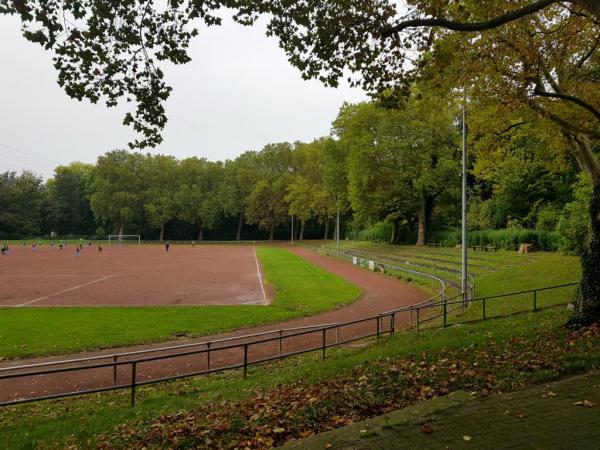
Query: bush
346 221 393 242
556 175 592 255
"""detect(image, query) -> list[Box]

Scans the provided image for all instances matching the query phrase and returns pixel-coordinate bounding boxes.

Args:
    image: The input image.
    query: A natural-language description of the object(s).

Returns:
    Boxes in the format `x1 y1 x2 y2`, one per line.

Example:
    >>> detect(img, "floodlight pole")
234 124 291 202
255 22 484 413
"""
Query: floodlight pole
461 92 468 305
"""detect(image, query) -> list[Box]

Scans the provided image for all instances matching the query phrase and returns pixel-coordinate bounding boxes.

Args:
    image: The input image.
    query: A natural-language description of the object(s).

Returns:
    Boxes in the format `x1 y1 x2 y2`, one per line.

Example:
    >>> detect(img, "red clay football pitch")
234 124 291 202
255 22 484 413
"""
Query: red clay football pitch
0 244 267 307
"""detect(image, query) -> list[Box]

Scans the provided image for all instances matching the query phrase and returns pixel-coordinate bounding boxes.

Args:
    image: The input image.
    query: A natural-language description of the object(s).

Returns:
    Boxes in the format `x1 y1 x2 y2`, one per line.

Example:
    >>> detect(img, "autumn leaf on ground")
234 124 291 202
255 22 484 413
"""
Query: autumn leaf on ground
420 423 433 433
463 435 472 441
543 391 558 398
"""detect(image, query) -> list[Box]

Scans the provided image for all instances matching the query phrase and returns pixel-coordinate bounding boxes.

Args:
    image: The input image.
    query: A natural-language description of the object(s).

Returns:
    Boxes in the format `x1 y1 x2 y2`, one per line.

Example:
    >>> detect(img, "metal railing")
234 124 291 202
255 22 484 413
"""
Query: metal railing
312 245 449 303
0 282 578 408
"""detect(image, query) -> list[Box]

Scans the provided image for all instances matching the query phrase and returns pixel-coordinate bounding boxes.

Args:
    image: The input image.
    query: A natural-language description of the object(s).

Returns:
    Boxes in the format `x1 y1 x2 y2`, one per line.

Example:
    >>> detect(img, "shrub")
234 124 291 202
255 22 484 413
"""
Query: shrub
346 221 393 242
556 175 592 255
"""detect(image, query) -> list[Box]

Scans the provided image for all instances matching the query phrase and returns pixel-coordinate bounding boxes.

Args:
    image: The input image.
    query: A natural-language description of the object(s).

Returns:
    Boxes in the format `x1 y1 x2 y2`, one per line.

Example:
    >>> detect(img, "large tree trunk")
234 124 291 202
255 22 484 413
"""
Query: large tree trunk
236 213 243 241
159 223 165 241
323 219 329 240
269 223 275 241
568 178 600 328
198 223 204 241
390 218 398 244
299 220 306 241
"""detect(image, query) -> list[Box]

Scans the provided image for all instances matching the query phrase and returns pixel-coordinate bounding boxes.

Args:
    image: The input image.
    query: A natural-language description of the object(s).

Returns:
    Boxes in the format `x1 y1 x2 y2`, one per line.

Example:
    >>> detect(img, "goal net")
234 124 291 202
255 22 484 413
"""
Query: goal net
108 235 141 245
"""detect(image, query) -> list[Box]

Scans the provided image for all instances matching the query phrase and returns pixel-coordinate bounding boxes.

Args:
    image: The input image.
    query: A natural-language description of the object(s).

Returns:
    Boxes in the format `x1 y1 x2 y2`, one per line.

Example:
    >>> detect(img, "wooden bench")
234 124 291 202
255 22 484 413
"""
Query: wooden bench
472 245 483 251
485 246 497 252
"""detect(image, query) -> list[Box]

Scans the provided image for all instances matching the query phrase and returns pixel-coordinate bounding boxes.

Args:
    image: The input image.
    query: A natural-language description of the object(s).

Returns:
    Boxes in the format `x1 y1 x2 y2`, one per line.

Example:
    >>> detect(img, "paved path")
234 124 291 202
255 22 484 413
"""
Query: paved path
0 246 427 403
286 371 600 449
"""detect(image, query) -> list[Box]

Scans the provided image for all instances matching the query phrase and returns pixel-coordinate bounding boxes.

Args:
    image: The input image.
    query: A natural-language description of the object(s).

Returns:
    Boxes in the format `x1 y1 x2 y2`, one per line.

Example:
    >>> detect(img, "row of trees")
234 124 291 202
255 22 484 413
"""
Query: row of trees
1 91 588 246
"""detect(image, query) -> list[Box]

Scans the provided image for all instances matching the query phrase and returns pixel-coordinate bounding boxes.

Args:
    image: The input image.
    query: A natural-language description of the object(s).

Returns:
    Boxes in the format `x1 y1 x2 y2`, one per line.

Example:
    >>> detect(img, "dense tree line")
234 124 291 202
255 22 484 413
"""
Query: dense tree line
0 94 589 246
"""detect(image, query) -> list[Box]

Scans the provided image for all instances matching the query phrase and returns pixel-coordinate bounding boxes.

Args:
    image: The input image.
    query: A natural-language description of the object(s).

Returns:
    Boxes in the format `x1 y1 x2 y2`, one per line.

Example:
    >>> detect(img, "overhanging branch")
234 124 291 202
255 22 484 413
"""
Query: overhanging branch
533 87 600 121
382 0 558 37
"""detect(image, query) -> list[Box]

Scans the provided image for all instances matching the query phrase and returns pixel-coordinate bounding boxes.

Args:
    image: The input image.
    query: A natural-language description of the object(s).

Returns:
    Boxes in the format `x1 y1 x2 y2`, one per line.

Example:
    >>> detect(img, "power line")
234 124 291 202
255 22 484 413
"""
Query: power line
0 153 54 174
0 142 62 167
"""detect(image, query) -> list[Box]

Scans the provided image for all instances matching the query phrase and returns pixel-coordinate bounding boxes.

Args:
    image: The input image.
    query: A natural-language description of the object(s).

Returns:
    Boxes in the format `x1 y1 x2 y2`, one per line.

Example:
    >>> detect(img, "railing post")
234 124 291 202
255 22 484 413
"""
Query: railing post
279 330 283 356
130 362 137 407
335 326 339 349
243 344 248 379
443 300 448 327
207 342 211 373
533 290 537 312
416 307 420 333
376 316 381 340
322 328 326 360
483 298 486 320
390 313 395 336
113 355 118 385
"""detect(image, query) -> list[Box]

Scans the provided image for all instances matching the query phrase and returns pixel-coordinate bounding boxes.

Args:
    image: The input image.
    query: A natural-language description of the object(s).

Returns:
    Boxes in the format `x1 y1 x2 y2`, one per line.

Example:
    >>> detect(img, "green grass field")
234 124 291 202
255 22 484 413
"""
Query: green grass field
0 246 360 359
0 298 590 449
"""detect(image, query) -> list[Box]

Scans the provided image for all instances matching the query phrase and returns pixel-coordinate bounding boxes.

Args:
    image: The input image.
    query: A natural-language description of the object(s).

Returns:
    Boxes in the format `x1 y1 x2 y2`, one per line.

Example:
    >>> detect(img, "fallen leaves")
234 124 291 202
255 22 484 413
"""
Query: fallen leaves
93 322 600 450
573 400 597 408
543 391 558 398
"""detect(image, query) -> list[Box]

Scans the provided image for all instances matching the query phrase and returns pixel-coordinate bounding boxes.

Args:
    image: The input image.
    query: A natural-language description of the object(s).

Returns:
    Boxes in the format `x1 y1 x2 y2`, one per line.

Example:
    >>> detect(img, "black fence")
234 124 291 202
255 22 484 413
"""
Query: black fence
0 282 579 408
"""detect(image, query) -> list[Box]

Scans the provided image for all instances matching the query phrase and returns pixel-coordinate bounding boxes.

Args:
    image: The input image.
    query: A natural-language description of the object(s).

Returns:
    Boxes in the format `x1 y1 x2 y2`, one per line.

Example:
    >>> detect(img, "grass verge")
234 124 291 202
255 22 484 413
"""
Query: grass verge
1 307 597 449
0 247 360 359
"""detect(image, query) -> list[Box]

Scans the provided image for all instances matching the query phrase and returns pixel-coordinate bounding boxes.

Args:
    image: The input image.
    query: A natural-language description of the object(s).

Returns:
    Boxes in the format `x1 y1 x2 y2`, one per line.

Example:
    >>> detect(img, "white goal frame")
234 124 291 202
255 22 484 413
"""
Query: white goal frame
108 235 141 245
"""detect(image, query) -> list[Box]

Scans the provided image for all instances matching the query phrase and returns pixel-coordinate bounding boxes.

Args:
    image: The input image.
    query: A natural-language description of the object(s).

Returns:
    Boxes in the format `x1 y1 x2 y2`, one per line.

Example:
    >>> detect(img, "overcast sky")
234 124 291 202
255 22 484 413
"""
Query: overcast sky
0 13 367 179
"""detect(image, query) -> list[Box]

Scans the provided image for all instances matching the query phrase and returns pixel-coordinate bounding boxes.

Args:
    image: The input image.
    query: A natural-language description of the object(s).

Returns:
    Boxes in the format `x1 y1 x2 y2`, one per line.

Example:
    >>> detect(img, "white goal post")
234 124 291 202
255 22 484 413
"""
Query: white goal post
107 235 141 245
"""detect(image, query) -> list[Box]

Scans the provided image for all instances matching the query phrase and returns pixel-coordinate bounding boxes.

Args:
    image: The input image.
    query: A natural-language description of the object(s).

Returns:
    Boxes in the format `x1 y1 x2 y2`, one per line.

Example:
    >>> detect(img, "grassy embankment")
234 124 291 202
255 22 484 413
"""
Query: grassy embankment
0 246 587 449
0 246 360 359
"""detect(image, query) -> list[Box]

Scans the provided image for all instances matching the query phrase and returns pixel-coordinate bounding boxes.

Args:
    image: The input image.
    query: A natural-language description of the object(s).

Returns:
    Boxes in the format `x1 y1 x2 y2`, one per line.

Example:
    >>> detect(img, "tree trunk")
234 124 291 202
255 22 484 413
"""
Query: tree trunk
324 219 329 240
390 219 398 244
198 223 204 241
269 223 275 241
236 213 243 241
159 223 165 241
416 199 427 246
118 224 123 236
300 220 306 241
568 178 600 328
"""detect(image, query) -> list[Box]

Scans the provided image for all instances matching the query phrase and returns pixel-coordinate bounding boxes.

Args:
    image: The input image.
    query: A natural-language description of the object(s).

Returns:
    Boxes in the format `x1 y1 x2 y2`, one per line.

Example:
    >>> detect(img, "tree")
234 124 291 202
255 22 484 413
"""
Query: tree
245 143 294 240
89 150 145 235
47 162 96 236
220 152 259 241
0 171 47 238
141 154 178 241
335 94 460 245
176 157 223 240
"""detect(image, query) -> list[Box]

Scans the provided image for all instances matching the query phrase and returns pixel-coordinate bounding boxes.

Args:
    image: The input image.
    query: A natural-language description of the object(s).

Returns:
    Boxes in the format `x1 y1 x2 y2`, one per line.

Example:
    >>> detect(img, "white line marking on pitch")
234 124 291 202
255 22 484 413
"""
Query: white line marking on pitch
15 274 115 307
253 245 267 305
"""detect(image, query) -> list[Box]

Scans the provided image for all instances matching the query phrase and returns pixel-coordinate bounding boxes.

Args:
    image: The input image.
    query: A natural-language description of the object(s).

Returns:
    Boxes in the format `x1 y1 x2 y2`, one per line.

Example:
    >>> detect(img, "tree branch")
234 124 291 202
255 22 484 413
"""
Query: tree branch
576 37 600 68
495 121 530 136
533 86 600 121
382 0 558 37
